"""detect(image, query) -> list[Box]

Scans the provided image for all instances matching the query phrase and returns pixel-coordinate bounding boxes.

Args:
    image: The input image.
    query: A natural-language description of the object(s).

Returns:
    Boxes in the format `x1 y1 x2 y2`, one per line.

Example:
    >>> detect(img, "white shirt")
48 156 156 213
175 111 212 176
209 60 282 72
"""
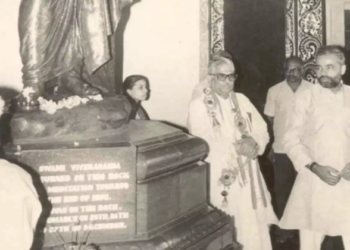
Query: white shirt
216 95 236 140
280 83 350 235
284 82 350 172
264 80 313 153
0 159 42 250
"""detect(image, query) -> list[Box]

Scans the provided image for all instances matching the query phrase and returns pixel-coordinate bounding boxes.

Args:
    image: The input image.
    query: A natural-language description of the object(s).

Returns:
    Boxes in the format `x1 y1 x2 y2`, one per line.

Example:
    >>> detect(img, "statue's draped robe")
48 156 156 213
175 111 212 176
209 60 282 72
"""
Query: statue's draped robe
19 0 132 93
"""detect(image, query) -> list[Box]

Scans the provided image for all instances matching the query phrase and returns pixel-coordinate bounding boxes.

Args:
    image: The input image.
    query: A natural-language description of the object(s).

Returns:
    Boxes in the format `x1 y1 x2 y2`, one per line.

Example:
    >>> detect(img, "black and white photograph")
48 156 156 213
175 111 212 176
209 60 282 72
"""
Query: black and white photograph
0 0 348 250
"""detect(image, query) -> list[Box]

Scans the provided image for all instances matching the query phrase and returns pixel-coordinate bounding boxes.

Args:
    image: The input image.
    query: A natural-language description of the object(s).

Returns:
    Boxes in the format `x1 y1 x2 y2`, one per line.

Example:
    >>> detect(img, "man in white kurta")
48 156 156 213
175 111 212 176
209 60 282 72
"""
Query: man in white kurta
281 45 350 250
264 57 312 219
187 53 277 250
264 57 313 243
0 98 42 250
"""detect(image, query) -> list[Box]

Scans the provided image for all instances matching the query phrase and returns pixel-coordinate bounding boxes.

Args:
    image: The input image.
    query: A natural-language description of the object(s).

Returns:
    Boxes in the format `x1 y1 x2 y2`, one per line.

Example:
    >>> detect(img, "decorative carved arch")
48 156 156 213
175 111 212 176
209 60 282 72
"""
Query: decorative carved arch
209 0 325 82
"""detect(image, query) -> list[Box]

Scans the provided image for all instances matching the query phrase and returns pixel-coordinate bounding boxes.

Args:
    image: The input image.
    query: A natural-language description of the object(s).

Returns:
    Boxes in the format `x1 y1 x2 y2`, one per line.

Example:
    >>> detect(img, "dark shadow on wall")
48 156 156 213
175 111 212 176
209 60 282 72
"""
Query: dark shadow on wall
224 0 286 113
85 0 142 94
114 0 142 94
0 87 20 155
342 49 350 85
223 1 285 230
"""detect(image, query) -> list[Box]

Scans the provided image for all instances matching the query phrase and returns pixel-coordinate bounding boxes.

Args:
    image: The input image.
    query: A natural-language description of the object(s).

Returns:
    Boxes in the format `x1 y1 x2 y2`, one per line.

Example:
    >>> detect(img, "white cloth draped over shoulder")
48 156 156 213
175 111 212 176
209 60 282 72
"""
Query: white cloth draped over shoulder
0 159 42 250
187 83 277 250
281 83 350 236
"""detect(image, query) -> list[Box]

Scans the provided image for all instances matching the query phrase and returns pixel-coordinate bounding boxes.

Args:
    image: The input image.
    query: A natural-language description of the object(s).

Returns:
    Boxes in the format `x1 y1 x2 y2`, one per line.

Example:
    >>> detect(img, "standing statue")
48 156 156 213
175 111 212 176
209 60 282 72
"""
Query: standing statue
17 0 132 109
11 0 136 142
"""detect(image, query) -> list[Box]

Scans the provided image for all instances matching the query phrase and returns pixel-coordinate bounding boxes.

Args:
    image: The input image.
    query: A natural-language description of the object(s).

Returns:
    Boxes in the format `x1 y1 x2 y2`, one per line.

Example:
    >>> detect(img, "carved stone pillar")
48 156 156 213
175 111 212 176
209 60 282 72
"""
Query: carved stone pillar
210 0 225 54
286 0 325 83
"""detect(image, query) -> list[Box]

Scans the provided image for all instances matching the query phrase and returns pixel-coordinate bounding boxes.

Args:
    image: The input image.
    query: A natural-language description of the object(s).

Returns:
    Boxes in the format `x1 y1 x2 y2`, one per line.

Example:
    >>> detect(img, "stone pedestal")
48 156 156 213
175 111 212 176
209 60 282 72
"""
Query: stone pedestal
4 120 237 250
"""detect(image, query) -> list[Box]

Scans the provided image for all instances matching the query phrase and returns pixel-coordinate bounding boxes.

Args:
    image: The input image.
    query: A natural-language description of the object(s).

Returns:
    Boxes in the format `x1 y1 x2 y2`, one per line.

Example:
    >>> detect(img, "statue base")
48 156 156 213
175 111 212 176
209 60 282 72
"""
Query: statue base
10 95 131 144
5 120 238 250
85 208 236 250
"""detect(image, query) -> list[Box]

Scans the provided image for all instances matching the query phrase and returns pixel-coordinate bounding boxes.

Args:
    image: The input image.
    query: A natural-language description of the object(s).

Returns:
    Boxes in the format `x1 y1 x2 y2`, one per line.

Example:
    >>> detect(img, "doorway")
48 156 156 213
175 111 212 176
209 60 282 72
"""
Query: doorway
223 0 286 112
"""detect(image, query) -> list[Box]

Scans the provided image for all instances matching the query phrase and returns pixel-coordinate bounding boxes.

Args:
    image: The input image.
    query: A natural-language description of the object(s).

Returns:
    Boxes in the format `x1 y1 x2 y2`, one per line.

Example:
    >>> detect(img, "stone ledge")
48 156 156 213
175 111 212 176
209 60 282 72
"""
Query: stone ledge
11 95 131 143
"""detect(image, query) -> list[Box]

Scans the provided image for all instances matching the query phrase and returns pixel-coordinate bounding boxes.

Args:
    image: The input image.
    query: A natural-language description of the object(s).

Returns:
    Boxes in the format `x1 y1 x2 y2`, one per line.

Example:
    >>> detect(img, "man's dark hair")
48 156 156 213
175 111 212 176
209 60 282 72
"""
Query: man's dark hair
316 45 346 65
284 56 303 70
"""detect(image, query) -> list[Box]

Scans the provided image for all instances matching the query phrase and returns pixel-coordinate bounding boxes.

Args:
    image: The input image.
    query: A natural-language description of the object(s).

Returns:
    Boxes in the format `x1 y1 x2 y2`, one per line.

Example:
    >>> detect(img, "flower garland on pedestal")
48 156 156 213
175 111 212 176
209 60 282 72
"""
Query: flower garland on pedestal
21 87 103 115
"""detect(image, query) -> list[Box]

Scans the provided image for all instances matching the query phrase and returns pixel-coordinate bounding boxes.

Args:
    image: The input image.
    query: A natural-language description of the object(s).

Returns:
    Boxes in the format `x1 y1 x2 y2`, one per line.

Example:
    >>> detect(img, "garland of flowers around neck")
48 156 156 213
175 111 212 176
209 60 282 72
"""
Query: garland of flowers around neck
203 87 221 137
203 87 233 208
203 87 250 209
203 87 266 210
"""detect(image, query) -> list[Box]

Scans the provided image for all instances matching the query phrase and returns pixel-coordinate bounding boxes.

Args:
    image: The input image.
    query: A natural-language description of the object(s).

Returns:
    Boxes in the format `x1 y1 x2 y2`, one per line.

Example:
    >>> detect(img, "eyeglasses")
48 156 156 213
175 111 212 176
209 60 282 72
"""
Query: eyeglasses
211 74 237 81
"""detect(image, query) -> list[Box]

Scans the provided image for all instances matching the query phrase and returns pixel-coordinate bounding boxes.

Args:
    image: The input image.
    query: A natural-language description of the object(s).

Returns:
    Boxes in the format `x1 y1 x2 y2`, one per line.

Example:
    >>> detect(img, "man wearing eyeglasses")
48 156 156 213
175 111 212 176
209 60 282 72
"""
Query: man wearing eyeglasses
264 56 312 243
187 51 277 250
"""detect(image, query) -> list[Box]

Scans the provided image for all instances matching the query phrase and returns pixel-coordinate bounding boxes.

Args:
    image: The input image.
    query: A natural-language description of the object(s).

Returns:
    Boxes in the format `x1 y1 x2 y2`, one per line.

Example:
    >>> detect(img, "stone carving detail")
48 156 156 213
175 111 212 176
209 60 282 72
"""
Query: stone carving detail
286 0 324 83
210 0 225 54
200 0 210 81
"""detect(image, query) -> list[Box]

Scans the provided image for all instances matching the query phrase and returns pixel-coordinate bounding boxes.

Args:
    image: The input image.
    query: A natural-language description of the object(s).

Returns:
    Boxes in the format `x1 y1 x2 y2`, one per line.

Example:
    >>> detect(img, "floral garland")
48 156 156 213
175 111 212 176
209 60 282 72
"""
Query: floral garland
202 87 263 209
202 87 267 210
22 86 36 102
203 87 221 137
203 87 241 208
21 87 103 115
38 95 103 115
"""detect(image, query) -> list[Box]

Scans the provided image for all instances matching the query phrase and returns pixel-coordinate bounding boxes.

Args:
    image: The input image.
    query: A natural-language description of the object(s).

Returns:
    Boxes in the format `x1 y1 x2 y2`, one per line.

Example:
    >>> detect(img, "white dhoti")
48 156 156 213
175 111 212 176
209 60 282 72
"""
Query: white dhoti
188 88 277 250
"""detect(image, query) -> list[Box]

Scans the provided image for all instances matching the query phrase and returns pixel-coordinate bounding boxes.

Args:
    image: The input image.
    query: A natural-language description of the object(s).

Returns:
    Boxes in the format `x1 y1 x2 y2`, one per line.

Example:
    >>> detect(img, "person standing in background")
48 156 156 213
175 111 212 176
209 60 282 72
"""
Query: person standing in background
264 56 313 243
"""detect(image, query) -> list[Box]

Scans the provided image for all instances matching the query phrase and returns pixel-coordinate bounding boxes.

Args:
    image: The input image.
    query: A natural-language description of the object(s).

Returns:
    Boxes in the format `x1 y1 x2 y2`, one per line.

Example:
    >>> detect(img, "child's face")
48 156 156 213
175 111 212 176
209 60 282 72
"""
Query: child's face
127 79 149 102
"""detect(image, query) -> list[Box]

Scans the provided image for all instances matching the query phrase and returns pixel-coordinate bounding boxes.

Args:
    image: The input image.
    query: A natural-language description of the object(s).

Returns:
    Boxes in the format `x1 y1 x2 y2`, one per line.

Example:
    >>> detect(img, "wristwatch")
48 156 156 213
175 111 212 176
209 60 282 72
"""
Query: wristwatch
306 162 317 172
